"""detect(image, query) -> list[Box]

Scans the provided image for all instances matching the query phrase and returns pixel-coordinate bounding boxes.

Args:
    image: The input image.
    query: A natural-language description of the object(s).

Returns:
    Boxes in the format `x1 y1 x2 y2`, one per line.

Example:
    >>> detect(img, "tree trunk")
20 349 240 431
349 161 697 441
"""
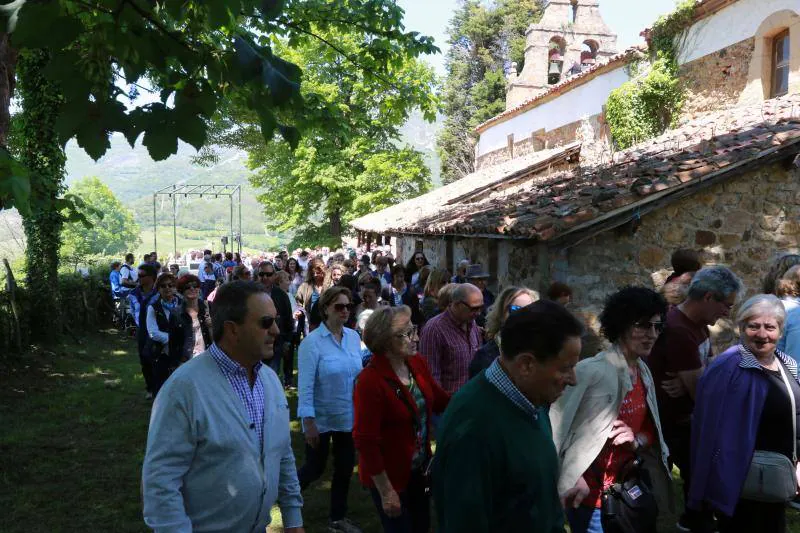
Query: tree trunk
17 50 66 338
329 210 342 240
0 33 18 147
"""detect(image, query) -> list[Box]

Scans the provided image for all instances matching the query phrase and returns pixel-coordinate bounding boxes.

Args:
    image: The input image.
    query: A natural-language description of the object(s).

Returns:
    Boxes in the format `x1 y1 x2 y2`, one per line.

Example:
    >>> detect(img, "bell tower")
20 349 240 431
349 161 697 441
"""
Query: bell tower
505 0 618 109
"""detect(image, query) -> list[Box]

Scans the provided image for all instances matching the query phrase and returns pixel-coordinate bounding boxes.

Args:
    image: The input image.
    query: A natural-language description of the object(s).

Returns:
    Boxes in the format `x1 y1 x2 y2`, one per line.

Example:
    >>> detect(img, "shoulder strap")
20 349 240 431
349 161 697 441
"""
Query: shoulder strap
776 360 797 463
381 373 421 435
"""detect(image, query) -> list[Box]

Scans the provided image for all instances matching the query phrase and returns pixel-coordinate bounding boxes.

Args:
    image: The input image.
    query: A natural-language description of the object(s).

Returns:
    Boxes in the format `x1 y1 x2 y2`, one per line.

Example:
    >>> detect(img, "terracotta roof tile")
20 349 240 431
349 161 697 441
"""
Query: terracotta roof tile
356 93 800 241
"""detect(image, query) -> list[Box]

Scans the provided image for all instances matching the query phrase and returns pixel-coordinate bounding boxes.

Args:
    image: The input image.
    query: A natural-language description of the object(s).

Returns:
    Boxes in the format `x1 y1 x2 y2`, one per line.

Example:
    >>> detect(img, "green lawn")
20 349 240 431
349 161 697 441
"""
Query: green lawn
2 329 800 533
0 329 380 533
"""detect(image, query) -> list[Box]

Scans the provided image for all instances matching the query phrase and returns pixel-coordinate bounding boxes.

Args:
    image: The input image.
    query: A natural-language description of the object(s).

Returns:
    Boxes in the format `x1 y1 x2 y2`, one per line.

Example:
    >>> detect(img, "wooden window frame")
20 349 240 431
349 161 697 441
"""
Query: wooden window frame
771 29 790 98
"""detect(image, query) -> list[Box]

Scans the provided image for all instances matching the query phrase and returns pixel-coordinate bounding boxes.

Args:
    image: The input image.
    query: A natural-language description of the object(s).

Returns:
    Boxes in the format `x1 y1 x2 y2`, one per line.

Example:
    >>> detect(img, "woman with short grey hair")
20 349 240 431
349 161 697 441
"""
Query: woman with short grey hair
354 305 449 532
689 294 800 532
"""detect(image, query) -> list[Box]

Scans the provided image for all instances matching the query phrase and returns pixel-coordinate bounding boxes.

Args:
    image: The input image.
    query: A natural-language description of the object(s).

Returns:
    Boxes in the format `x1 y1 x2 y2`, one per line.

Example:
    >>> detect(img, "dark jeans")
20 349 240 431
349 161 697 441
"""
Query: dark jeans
265 339 293 385
137 336 154 393
298 431 355 521
369 470 430 533
666 420 713 531
151 352 178 396
282 342 294 385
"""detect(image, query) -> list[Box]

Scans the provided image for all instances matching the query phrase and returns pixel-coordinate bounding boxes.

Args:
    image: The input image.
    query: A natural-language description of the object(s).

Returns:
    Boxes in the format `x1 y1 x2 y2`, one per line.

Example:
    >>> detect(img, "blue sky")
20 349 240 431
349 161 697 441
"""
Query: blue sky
396 0 680 76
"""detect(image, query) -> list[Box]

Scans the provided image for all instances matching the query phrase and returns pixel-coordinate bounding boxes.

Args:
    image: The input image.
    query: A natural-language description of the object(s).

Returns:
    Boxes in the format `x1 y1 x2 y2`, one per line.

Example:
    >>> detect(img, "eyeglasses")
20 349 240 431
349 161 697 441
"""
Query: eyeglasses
458 301 484 313
395 328 417 339
183 283 199 290
633 320 665 334
258 271 274 277
508 304 523 313
333 303 354 312
414 256 424 262
259 316 276 329
159 283 175 289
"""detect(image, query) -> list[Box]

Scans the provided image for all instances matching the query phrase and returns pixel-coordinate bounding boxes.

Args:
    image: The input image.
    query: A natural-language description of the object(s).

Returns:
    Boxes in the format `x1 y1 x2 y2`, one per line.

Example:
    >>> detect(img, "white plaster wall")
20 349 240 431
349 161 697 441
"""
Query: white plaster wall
678 0 799 64
476 65 631 158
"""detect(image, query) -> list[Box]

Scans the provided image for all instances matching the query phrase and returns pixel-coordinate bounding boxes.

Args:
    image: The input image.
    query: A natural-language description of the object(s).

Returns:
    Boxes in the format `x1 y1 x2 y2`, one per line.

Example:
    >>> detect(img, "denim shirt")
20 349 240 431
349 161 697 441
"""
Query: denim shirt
297 323 362 433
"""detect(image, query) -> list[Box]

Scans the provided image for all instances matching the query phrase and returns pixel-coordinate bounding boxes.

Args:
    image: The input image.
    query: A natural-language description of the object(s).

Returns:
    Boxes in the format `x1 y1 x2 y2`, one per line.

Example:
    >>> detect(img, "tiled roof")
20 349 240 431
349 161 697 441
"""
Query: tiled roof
355 93 800 242
474 47 646 134
349 142 581 233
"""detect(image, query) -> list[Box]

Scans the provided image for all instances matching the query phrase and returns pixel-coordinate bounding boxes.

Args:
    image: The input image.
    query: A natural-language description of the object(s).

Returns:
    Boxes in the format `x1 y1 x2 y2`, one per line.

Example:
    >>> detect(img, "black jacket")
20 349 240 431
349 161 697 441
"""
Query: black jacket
469 338 500 379
172 300 212 361
270 286 294 342
385 285 423 326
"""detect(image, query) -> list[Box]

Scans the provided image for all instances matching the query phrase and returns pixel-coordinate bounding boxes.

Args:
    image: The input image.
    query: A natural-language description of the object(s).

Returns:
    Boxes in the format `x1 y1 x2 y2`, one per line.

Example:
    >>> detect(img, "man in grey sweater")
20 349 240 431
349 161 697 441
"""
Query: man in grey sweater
142 281 305 533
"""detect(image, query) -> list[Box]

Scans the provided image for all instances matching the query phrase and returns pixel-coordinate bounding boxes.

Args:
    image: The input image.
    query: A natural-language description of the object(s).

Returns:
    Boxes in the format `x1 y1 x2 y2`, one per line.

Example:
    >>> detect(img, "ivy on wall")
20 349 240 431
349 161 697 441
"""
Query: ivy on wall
605 0 695 150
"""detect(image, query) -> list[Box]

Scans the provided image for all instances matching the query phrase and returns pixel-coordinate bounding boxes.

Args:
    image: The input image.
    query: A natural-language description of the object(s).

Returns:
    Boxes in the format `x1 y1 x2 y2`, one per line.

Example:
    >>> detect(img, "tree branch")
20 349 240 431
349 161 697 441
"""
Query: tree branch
280 21 404 93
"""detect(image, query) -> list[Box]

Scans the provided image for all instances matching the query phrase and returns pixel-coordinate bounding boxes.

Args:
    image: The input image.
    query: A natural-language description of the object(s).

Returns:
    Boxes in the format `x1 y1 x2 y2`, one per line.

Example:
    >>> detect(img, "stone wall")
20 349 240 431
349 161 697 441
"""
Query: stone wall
476 113 607 170
553 163 800 354
679 37 756 120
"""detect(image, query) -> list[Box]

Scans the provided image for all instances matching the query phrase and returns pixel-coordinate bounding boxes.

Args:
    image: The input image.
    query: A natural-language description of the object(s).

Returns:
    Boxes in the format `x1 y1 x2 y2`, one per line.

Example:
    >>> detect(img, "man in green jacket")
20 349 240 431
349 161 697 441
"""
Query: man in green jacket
433 299 583 533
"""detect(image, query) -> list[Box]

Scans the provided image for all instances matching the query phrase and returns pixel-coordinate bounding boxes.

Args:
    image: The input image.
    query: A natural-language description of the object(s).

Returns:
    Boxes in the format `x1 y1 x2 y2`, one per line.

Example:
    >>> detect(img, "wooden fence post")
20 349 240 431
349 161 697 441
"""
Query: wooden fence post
3 258 22 352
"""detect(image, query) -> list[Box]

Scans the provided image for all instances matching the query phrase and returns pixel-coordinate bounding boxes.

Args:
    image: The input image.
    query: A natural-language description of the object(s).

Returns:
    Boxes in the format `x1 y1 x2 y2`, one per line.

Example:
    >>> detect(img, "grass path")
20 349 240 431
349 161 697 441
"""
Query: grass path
0 329 380 533
3 329 800 533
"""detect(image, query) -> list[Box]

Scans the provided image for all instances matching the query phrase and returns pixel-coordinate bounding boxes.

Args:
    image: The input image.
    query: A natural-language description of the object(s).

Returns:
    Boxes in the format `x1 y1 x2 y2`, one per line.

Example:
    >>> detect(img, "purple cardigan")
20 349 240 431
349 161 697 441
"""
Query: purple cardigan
688 345 796 516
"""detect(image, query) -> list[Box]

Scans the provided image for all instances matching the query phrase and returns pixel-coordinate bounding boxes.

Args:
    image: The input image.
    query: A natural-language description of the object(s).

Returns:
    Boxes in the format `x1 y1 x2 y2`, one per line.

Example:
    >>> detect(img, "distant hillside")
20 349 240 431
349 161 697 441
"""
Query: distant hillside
65 135 253 204
62 111 443 249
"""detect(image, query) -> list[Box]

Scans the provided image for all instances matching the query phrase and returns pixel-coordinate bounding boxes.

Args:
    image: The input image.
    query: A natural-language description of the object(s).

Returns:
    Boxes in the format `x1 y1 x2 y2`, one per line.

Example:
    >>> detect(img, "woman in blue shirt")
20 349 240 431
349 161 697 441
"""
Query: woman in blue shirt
298 285 363 533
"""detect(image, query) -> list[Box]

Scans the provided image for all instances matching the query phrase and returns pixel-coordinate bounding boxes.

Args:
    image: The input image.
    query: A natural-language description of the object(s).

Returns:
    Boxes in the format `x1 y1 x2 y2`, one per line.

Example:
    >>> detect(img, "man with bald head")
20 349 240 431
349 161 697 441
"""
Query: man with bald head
419 283 484 395
142 281 305 533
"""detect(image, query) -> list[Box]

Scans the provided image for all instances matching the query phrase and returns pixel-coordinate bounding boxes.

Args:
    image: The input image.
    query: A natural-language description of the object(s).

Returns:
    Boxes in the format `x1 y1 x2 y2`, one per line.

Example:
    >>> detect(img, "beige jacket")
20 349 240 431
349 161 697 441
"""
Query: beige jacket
549 346 672 509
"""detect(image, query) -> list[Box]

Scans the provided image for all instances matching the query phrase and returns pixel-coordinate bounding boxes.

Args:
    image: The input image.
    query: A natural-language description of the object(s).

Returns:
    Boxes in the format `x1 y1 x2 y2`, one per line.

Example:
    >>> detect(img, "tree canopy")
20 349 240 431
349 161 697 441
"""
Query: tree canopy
437 0 543 184
212 23 438 245
0 0 439 213
61 176 140 260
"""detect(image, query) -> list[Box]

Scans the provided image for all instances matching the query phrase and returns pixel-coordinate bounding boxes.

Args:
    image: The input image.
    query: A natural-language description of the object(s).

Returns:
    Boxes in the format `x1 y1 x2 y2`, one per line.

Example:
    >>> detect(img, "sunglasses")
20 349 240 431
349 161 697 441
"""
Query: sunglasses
634 320 665 334
508 304 523 313
159 283 175 289
333 303 354 312
458 301 483 313
259 316 276 329
258 271 275 277
183 283 199 290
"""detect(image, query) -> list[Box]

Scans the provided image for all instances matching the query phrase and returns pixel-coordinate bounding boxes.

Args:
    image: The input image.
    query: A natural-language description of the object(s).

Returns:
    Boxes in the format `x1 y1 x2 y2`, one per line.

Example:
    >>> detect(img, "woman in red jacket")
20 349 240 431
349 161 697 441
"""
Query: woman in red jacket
354 305 450 533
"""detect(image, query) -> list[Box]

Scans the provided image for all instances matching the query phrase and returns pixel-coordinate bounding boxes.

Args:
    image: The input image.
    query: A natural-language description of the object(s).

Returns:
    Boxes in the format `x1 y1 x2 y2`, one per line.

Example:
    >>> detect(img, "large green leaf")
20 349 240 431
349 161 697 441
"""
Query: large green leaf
142 127 179 161
278 124 300 150
0 147 31 215
260 0 286 20
13 3 83 49
175 111 208 151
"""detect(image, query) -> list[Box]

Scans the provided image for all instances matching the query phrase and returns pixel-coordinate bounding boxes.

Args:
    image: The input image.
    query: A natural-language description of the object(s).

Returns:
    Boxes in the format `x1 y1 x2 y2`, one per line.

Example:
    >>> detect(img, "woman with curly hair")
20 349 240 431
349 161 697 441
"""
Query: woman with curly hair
468 286 538 378
550 287 672 533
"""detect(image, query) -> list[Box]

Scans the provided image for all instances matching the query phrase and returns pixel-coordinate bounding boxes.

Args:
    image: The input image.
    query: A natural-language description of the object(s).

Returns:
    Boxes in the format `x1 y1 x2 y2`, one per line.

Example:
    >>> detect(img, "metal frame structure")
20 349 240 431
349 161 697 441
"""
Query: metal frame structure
152 184 243 259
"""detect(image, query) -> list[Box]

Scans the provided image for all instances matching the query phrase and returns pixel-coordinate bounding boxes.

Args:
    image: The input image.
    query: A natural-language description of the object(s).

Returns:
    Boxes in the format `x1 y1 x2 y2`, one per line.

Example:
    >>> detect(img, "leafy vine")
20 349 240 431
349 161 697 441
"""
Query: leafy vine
605 0 695 150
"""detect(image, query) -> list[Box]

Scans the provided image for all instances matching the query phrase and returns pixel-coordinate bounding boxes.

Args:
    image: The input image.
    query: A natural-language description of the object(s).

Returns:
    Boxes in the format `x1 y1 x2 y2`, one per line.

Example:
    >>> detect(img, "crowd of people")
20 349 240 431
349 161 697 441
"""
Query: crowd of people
125 244 800 533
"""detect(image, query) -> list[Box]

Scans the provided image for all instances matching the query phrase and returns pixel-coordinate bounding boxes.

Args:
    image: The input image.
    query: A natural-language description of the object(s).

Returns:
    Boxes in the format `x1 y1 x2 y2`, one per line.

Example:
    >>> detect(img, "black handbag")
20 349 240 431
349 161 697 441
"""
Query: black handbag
600 456 659 533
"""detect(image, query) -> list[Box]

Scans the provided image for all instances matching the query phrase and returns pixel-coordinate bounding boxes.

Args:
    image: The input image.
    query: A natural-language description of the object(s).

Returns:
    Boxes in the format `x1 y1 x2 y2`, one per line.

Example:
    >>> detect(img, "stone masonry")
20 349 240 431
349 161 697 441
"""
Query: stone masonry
679 38 756 121
400 163 800 355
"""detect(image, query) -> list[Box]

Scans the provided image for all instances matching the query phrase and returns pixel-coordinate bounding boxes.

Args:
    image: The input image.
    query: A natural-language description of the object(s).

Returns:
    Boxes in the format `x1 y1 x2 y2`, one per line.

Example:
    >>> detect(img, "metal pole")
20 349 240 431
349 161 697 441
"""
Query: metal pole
238 187 242 254
230 194 234 255
153 193 157 258
172 189 177 259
